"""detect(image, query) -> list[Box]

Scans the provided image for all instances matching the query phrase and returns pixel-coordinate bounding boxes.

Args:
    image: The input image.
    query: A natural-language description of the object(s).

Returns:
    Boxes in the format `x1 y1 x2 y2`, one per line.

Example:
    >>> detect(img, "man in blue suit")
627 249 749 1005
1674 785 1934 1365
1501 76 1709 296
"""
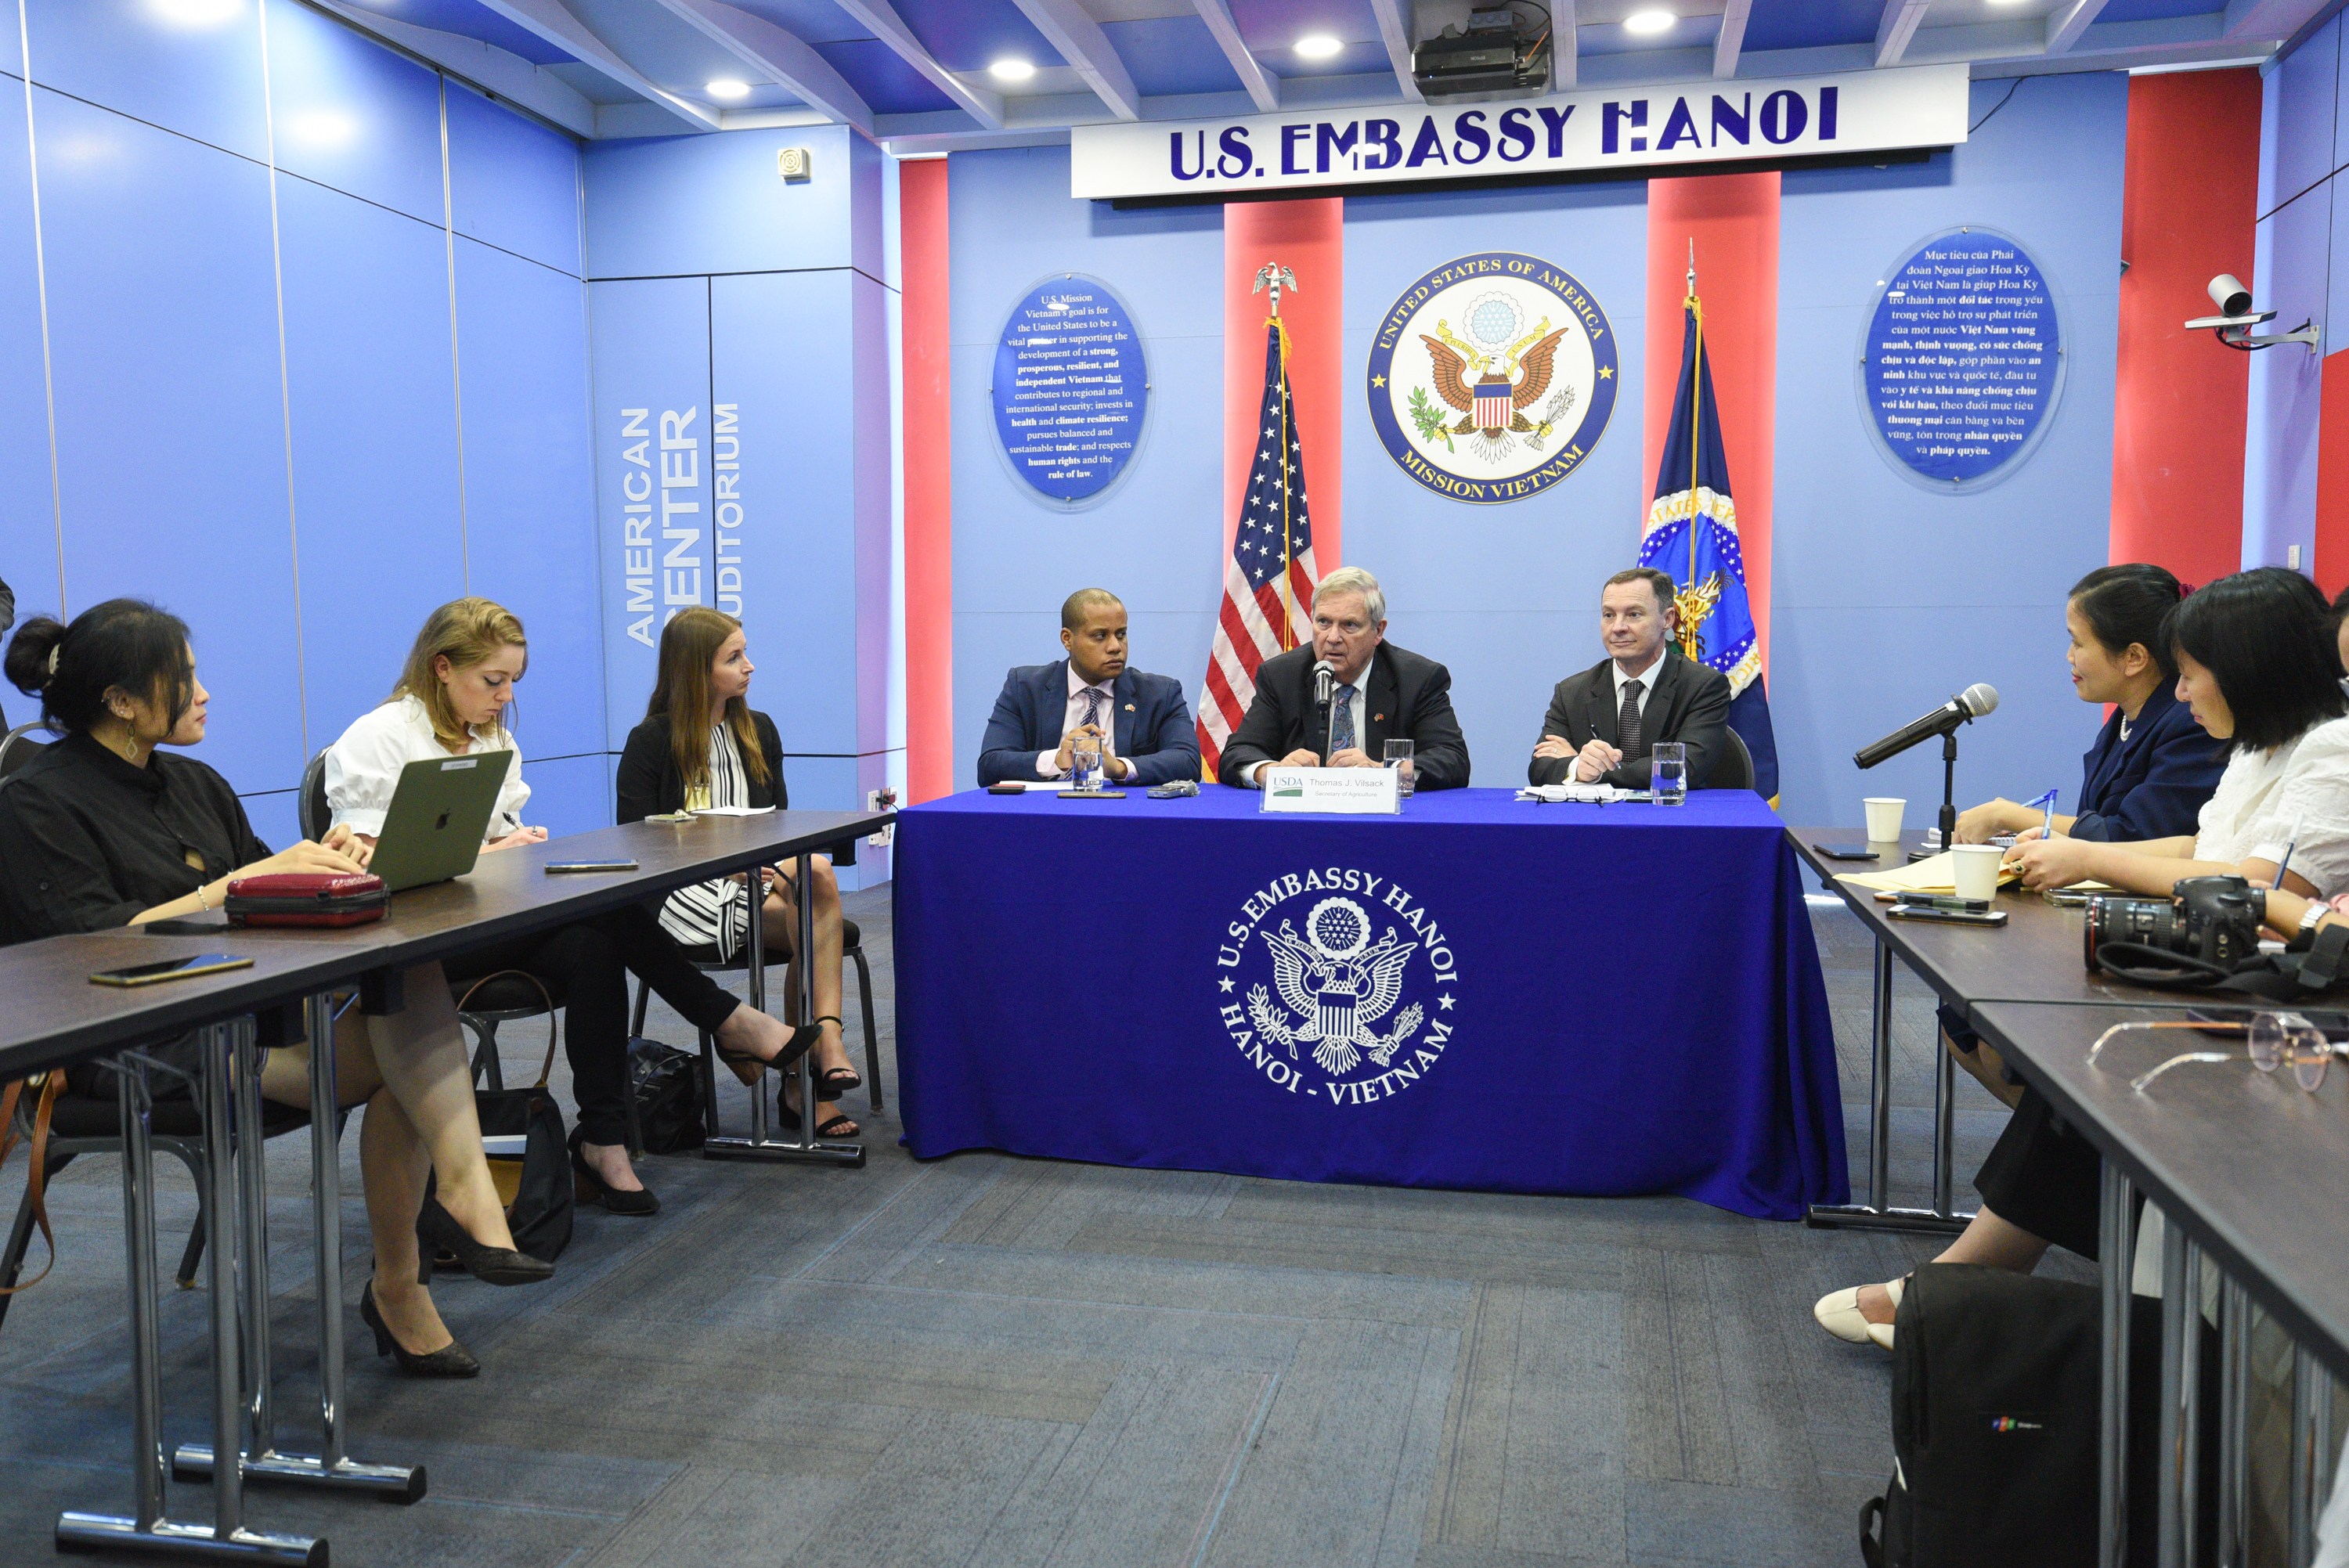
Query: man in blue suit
976 589 1200 787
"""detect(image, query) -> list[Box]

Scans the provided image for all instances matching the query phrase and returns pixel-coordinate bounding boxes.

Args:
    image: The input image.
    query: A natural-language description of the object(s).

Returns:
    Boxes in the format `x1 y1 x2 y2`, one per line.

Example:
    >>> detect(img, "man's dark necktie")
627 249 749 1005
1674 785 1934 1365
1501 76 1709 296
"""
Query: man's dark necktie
1331 683 1358 756
1618 679 1645 762
1079 687 1105 732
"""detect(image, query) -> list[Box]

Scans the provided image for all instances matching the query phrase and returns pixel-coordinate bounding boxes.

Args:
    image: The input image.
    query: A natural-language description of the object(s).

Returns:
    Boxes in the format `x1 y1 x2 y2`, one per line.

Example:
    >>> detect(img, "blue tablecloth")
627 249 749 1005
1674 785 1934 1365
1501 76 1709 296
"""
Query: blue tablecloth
893 786 1848 1220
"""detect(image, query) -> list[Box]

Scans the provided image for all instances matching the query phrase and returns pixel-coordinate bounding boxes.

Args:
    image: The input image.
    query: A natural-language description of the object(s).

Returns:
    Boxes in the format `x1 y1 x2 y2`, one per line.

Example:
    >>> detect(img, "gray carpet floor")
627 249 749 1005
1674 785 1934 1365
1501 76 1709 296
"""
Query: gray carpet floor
0 887 2093 1566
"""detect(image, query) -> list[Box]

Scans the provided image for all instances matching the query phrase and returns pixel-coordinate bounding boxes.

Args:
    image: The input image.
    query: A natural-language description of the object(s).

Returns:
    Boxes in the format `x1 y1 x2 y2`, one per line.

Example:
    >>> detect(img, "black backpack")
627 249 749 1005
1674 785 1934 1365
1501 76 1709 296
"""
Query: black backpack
1860 1263 2217 1568
628 1036 708 1155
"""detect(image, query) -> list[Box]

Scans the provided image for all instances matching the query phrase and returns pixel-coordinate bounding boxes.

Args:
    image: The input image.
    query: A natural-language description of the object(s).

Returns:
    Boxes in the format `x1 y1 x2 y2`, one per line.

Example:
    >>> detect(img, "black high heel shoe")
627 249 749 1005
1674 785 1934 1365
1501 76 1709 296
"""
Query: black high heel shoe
414 1197 555 1287
807 1015 861 1097
361 1278 479 1379
713 1017 821 1087
569 1126 659 1216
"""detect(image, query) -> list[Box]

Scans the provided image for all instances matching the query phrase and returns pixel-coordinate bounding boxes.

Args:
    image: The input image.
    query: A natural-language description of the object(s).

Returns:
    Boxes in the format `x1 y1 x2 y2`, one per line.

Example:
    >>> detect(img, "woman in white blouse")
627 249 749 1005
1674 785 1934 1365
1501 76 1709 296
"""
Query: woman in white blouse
1817 567 2349 1350
615 608 862 1137
327 599 821 1216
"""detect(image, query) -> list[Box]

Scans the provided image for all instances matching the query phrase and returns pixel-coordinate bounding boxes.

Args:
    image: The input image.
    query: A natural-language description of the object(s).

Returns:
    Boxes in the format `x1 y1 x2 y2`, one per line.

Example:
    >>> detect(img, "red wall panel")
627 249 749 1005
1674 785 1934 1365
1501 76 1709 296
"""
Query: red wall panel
1642 172 1778 671
900 157 952 804
1225 199 1344 587
2113 69 2257 586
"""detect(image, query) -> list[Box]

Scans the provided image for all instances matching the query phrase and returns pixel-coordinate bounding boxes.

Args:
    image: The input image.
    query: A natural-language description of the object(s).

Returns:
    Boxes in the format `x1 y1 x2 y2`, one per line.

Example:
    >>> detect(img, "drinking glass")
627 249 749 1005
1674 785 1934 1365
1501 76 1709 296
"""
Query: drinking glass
1652 742 1688 806
1384 738 1415 797
1070 736 1102 791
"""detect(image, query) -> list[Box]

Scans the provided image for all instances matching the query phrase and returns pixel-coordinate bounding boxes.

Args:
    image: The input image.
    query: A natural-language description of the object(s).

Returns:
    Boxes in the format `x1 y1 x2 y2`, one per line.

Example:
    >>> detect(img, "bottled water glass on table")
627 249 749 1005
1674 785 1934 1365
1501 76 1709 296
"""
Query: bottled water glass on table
1652 742 1688 806
1384 738 1415 797
1071 736 1102 791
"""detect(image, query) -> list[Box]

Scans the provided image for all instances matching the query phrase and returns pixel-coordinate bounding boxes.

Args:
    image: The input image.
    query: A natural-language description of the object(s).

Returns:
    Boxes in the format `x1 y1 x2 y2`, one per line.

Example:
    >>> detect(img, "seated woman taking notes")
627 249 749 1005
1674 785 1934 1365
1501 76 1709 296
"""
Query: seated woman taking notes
1817 567 2349 1350
1953 564 2223 845
615 608 864 1136
0 600 549 1380
326 598 823 1217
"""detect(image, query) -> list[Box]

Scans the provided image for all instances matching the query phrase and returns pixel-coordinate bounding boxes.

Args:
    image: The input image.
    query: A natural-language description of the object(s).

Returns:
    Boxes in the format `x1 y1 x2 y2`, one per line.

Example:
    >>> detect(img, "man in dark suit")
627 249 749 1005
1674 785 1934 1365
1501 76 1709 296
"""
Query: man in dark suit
1218 567 1470 789
976 588 1200 787
1530 566 1731 788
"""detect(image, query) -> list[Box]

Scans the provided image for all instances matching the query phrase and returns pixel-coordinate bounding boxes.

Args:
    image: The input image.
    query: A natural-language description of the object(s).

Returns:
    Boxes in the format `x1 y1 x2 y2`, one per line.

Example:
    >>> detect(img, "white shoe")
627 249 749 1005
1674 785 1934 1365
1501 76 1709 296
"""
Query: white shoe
1813 1276 1903 1346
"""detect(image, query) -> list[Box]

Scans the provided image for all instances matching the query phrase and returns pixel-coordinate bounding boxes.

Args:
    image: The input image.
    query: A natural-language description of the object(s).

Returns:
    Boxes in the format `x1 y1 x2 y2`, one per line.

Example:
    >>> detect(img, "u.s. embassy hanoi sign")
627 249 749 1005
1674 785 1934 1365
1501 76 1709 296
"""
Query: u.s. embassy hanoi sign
1070 64 1968 201
1367 252 1618 503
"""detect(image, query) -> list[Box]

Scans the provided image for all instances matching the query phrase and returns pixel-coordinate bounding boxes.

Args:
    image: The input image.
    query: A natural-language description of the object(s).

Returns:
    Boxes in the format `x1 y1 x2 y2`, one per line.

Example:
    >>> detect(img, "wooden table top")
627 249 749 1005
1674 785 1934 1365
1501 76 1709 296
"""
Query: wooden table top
1969 997 2349 1383
0 809 887 1080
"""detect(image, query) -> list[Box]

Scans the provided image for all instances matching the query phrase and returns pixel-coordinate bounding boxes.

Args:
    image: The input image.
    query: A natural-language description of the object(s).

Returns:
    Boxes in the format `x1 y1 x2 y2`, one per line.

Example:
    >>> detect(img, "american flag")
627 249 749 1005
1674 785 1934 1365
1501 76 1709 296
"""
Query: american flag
1199 320 1317 780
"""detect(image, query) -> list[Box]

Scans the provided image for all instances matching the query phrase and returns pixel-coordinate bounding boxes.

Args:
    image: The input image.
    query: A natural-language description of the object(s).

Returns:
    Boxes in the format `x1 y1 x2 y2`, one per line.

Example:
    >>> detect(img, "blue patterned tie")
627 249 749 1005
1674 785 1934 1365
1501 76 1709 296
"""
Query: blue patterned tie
1331 683 1357 755
1079 687 1105 731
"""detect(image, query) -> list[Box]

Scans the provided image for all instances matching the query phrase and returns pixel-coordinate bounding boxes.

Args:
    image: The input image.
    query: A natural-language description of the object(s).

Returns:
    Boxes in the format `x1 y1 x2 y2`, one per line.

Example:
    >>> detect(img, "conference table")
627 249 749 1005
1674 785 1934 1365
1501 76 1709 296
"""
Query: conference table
1786 827 2348 1566
892 784 1850 1221
0 806 887 1565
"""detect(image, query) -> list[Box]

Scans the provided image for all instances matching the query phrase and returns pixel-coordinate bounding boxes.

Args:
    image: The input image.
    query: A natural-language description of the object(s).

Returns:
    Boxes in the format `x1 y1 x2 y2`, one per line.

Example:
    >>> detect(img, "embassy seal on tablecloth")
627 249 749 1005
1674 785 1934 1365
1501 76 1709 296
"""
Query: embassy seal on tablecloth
1214 867 1462 1106
1367 251 1618 504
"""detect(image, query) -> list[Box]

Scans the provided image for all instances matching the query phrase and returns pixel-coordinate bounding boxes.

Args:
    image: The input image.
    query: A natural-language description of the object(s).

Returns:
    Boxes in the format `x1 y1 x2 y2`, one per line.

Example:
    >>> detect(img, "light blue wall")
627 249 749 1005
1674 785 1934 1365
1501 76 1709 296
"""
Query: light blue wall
3 0 598 845
583 124 899 885
2245 15 2344 575
945 145 1224 789
1773 72 2127 830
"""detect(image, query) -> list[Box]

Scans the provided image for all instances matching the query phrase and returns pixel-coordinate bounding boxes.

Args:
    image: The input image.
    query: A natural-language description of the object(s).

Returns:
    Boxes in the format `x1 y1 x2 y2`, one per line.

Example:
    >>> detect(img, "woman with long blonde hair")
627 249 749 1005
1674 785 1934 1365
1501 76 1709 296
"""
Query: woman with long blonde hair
615 607 863 1135
327 598 821 1219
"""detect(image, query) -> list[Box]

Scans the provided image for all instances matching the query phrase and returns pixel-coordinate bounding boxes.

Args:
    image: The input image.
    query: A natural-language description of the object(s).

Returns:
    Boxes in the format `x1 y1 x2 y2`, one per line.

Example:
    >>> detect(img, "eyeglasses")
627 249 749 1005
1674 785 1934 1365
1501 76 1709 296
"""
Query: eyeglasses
2090 1013 2349 1094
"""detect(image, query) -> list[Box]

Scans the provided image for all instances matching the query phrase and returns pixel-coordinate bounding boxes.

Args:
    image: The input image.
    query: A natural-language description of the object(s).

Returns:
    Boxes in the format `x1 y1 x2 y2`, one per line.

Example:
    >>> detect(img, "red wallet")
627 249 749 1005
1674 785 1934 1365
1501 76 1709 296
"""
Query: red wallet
223 871 389 928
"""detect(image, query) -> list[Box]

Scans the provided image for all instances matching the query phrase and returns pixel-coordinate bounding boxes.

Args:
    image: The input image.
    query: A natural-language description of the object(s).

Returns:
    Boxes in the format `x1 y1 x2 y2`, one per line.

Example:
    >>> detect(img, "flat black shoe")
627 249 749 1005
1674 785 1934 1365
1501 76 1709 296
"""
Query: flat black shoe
569 1127 659 1217
415 1197 555 1287
713 1021 821 1087
361 1279 479 1378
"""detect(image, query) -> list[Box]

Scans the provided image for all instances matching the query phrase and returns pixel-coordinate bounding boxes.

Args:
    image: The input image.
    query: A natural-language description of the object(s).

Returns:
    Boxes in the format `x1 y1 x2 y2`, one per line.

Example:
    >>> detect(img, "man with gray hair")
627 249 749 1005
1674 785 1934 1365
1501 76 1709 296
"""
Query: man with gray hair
1218 567 1470 789
976 587 1200 786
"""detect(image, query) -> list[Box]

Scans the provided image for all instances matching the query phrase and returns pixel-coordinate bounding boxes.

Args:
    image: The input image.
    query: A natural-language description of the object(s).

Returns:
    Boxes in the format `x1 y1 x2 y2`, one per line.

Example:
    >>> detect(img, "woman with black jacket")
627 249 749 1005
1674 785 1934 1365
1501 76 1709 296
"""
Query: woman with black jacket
616 607 862 1137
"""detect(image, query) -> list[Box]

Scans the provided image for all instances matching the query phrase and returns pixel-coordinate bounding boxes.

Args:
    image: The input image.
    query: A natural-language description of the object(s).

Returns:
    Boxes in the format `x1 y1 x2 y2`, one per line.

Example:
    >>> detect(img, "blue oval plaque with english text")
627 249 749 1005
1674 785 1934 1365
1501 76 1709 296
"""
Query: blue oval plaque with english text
990 275 1148 505
1861 228 2063 490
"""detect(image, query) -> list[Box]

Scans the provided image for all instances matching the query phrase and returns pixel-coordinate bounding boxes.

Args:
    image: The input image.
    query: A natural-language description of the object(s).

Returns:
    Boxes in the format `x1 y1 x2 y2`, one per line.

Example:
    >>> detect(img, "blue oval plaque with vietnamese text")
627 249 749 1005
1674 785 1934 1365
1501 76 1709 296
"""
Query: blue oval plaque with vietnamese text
991 275 1148 504
1860 229 2063 491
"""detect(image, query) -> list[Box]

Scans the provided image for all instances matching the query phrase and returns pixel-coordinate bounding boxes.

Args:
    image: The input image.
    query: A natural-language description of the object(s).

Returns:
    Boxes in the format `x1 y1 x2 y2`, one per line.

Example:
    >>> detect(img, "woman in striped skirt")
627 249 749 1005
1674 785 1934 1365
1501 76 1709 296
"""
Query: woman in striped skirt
616 608 863 1137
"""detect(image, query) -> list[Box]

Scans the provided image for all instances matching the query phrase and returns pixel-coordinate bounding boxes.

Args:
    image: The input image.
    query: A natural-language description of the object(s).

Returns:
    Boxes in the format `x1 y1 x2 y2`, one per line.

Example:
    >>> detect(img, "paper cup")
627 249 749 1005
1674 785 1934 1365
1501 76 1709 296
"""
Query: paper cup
1952 844 2005 903
1864 798 1905 841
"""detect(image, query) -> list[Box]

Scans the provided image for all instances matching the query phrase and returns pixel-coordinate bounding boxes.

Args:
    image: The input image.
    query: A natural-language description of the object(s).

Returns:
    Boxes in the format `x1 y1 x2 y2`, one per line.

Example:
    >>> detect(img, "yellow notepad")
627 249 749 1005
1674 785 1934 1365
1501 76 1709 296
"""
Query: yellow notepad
1837 849 2021 896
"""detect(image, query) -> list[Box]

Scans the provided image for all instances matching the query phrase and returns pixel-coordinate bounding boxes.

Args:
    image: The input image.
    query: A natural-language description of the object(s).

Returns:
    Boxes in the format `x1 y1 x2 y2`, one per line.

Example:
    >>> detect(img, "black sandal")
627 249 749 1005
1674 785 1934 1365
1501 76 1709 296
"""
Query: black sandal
809 1015 861 1096
815 1112 859 1139
714 1020 821 1087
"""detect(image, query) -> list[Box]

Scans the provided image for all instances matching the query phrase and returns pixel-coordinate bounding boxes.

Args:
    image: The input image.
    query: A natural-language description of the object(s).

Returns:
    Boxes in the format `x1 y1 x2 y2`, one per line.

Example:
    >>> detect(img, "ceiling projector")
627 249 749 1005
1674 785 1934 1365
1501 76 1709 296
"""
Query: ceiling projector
1413 4 1553 102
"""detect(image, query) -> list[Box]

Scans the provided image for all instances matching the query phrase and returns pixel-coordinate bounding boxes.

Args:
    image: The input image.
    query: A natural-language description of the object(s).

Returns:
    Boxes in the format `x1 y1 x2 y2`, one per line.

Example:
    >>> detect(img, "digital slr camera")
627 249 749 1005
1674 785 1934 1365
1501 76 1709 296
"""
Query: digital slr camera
2082 874 2264 971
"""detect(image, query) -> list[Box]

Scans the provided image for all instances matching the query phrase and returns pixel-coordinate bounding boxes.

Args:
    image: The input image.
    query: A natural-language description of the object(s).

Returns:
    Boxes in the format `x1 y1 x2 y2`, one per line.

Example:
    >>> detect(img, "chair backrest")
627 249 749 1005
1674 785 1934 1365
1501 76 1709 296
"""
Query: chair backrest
0 723 52 784
1710 725 1755 793
298 748 330 842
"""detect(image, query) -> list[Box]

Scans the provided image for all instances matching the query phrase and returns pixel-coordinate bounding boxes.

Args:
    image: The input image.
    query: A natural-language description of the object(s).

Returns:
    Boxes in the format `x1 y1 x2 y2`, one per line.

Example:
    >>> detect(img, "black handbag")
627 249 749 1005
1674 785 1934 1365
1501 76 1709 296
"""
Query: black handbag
438 971 573 1266
1860 1262 2216 1568
627 1036 707 1155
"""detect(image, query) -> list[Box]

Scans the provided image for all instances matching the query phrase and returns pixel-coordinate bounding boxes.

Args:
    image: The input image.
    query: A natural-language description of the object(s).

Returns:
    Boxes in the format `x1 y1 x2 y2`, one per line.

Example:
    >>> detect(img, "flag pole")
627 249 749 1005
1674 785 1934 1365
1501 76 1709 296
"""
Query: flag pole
1255 261 1300 650
1683 240 1704 661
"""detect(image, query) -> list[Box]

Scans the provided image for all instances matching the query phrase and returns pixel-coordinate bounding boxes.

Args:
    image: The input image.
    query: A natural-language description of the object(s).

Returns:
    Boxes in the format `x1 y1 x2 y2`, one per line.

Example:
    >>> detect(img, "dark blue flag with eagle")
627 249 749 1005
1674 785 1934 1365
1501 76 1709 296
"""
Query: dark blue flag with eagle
1636 293 1780 801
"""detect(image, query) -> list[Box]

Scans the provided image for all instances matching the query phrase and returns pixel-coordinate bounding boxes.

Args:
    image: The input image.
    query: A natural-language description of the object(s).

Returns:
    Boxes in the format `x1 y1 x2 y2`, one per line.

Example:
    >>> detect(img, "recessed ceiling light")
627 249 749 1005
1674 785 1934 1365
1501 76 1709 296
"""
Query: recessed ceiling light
1623 9 1676 34
989 58 1036 81
706 78 751 100
1296 34 1343 59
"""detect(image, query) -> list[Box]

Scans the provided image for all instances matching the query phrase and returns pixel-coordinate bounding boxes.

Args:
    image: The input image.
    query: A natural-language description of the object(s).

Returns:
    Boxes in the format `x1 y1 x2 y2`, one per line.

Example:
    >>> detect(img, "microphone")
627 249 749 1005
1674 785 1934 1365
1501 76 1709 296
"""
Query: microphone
1854 683 1999 770
1312 659 1334 708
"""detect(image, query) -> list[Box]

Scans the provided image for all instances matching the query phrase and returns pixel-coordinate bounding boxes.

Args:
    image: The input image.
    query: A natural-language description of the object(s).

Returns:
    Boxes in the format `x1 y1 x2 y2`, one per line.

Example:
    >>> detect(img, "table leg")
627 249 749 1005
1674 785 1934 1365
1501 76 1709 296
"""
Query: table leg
700 855 863 1167
2158 1216 2203 1568
173 995 424 1501
2102 1163 2134 1568
1930 1026 1956 1218
1806 936 1970 1233
60 1027 322 1564
2291 1346 2336 1566
2219 1277 2248 1568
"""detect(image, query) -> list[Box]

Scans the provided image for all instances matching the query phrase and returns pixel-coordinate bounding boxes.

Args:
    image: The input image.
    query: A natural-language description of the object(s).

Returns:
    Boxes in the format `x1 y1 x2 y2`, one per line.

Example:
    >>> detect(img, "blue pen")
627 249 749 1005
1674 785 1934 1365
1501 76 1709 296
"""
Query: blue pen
2030 788 2059 842
2274 811 2307 892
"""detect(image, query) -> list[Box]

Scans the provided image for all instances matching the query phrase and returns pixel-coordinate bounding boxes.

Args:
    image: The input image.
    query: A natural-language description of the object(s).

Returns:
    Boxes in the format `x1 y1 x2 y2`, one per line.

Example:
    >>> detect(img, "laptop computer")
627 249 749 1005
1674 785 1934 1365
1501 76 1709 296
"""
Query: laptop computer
366 752 515 892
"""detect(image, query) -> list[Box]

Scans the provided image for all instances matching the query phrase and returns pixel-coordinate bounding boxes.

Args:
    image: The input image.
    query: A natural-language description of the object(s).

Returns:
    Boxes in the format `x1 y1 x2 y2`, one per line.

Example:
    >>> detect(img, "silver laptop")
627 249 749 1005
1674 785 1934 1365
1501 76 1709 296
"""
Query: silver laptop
366 752 514 892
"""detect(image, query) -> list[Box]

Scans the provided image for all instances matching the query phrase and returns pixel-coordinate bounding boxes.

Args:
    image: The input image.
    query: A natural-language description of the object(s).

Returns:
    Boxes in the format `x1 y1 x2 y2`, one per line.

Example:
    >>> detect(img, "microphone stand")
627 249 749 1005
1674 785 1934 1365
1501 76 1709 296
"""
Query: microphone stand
1912 727 1961 863
1319 693 1337 766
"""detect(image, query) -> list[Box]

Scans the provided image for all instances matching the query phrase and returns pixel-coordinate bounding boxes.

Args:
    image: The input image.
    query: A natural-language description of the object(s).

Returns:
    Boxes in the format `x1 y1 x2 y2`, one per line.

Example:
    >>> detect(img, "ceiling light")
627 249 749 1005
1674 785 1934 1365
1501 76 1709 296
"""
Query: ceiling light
989 58 1036 81
1623 9 1675 34
1296 34 1343 59
706 78 751 100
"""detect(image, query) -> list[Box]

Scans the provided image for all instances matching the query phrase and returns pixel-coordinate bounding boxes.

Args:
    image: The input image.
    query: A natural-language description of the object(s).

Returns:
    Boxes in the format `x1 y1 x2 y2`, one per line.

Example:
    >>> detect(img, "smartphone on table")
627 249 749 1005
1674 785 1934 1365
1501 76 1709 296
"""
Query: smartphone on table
90 953 254 987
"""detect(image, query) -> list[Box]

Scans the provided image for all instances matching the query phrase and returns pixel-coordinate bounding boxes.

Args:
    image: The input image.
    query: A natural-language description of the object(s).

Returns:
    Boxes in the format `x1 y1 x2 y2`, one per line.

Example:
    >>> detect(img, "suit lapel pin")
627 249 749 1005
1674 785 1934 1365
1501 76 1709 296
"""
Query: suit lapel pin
1374 713 1385 723
1124 703 1135 711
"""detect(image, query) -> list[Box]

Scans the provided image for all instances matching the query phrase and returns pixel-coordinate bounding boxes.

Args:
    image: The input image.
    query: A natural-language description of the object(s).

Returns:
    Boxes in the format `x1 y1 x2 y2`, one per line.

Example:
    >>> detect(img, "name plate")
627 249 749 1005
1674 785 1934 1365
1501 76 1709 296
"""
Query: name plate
1258 766 1401 816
